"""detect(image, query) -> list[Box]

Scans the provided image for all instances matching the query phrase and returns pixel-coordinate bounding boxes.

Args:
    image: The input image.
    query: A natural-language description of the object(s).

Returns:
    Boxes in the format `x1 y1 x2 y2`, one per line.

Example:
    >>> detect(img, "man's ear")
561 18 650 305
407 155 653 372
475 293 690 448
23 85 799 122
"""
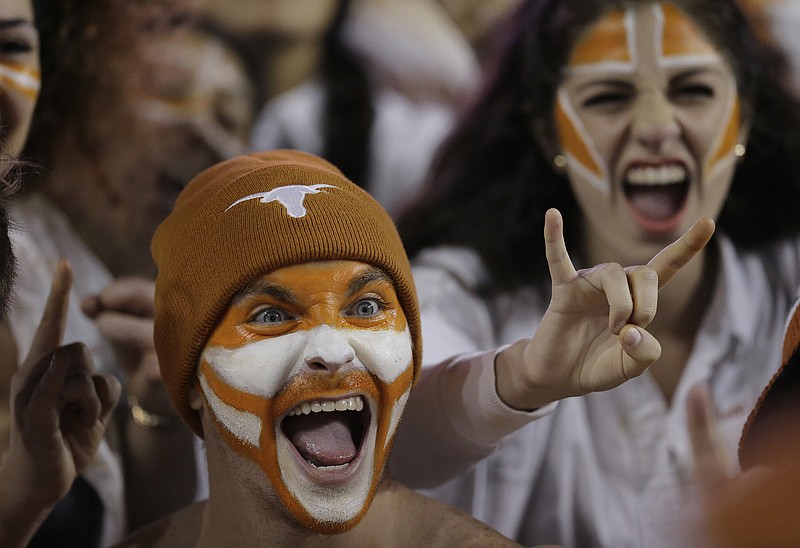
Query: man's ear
189 380 204 411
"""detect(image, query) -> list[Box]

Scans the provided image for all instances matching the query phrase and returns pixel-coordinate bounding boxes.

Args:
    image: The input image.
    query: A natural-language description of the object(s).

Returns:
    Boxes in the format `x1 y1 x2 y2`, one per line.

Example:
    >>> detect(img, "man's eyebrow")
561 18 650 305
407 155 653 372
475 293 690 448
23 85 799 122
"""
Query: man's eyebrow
347 268 393 297
232 280 297 306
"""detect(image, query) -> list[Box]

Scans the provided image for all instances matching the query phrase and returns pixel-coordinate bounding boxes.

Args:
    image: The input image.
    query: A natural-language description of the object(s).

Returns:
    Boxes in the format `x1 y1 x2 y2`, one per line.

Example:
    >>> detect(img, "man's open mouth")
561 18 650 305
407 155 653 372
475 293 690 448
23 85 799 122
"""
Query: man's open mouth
281 395 371 469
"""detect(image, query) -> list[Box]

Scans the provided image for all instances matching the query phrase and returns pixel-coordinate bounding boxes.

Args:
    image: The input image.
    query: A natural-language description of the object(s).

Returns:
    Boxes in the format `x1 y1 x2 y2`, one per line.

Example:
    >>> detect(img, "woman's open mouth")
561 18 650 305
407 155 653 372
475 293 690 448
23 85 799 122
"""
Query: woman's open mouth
281 395 371 479
623 163 689 234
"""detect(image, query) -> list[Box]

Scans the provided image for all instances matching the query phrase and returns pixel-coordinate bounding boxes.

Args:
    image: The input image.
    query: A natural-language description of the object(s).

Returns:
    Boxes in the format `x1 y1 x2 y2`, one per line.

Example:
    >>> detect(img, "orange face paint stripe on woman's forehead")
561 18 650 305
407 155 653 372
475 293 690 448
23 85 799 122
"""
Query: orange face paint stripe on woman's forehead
659 3 719 58
569 9 631 67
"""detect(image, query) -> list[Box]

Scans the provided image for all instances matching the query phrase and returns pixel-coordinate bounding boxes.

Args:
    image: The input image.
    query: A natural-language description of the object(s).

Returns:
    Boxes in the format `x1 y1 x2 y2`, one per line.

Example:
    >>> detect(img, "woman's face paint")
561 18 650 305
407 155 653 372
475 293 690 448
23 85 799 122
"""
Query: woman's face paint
0 0 39 162
196 260 414 534
554 3 743 262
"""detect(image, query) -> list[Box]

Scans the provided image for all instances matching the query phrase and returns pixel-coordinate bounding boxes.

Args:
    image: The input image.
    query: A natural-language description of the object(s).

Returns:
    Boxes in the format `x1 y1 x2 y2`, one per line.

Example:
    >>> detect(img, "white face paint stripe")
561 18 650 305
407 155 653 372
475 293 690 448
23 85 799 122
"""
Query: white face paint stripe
202 326 413 398
199 369 262 448
565 61 634 76
626 7 639 68
202 332 307 398
346 328 413 384
652 3 664 65
385 389 410 451
660 54 723 69
557 89 610 193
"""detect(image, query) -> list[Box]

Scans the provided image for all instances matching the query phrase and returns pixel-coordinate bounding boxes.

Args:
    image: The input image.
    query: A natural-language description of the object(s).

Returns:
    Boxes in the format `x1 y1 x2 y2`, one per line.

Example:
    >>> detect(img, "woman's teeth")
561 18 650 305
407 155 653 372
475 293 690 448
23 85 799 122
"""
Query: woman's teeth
626 164 686 186
287 396 365 416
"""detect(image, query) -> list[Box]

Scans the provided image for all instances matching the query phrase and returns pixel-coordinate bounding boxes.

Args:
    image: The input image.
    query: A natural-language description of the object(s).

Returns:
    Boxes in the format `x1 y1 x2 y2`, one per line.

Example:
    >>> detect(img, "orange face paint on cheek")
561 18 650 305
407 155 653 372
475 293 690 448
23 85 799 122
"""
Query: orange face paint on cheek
706 94 740 175
555 97 604 181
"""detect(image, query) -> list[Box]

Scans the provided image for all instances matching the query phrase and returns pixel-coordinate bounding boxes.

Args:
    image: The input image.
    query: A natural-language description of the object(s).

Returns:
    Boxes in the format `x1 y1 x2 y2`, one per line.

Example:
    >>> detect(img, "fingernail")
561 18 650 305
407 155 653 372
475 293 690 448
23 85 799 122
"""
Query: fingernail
623 327 642 347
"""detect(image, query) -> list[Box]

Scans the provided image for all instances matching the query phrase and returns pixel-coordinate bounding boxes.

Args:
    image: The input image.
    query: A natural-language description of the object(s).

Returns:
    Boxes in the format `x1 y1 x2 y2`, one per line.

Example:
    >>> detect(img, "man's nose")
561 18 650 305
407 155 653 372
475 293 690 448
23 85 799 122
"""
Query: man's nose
303 325 356 374
631 89 680 152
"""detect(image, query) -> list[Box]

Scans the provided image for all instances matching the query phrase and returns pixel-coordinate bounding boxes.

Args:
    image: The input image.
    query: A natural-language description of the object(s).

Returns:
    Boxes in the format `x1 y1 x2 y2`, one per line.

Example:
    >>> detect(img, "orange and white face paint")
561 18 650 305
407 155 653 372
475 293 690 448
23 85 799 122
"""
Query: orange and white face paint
0 0 40 162
195 260 413 534
554 2 744 258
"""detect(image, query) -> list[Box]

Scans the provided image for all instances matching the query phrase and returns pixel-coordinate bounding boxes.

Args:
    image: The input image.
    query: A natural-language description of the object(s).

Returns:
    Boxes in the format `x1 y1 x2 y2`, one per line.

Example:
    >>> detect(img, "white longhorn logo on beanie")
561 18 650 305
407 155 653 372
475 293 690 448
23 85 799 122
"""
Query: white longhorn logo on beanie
225 184 336 218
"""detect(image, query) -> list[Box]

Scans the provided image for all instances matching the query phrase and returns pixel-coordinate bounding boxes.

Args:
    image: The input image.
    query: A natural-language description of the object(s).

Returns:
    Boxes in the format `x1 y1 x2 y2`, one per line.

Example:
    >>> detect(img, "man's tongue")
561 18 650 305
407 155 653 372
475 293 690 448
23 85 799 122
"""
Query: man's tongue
626 185 685 220
284 413 357 467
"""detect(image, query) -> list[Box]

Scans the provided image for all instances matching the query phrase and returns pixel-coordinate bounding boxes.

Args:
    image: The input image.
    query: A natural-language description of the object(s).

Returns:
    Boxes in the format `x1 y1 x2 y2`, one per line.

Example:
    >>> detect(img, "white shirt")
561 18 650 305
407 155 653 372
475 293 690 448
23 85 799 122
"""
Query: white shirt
8 193 126 546
391 234 800 548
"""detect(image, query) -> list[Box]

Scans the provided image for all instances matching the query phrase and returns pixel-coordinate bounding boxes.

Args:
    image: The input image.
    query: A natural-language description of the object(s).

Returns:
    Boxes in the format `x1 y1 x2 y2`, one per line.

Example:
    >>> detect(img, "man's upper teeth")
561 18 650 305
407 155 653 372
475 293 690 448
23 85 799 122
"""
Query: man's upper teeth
627 165 686 186
287 396 364 416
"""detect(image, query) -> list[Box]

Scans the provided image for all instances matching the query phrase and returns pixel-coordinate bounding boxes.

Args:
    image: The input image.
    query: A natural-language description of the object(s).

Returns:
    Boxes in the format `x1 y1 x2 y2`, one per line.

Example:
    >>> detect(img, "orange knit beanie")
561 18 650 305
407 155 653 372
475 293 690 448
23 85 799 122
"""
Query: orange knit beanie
152 149 420 436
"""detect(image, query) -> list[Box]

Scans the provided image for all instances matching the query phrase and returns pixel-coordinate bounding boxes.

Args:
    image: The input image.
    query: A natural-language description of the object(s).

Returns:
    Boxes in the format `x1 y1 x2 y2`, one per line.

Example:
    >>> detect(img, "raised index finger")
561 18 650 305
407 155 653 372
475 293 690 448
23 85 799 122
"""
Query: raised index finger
25 260 72 367
544 208 578 286
647 217 715 290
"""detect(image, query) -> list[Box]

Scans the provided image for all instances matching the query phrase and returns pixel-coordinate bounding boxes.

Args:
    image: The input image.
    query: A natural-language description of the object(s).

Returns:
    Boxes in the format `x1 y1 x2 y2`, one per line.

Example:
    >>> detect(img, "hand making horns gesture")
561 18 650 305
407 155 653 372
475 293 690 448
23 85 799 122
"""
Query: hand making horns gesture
496 208 716 410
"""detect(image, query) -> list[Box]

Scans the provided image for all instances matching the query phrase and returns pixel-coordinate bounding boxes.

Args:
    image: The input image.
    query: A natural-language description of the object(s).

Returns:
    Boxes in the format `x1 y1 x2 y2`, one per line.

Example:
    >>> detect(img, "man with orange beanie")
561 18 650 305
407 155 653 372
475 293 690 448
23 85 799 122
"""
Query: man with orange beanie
689 296 800 547
115 149 518 547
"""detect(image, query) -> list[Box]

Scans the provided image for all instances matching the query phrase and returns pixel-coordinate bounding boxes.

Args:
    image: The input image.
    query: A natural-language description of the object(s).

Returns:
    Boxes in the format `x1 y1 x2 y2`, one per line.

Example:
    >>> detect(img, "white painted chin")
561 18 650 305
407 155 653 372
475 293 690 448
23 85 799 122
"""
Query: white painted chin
275 400 378 527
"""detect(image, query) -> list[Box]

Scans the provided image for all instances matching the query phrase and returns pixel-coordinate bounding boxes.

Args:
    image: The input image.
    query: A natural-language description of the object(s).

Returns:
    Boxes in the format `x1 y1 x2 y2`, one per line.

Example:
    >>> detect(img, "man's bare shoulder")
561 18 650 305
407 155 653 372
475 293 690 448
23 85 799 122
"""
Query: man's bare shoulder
347 479 522 547
112 500 205 548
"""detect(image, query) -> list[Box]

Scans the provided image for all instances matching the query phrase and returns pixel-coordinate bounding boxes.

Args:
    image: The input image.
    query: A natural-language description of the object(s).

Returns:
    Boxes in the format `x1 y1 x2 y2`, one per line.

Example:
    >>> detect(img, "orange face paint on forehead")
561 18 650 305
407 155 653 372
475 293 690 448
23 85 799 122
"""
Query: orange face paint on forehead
207 260 408 350
660 3 718 59
566 4 722 72
568 9 631 67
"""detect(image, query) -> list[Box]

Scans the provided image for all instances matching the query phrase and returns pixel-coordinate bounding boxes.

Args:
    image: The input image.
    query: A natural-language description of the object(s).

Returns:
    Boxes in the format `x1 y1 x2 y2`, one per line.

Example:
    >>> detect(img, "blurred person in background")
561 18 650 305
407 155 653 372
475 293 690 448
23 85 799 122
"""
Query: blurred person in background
1 0 255 543
202 0 478 217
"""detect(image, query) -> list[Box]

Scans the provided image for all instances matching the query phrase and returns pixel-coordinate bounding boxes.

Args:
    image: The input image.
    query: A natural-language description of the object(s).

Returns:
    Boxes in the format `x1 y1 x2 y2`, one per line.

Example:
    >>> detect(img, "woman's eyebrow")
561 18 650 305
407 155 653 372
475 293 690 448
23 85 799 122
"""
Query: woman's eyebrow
347 268 393 297
0 19 34 30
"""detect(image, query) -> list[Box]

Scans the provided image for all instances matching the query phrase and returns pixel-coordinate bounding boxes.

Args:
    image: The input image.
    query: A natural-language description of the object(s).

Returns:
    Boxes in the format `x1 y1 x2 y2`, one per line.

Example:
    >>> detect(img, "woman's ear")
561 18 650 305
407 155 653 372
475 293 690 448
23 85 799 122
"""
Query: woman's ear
738 100 754 149
532 116 567 172
532 116 561 162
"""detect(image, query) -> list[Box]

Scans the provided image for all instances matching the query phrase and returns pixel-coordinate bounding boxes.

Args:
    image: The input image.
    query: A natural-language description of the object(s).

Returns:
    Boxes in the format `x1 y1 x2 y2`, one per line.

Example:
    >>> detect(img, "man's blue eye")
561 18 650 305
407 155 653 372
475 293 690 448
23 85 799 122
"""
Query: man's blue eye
353 299 380 317
256 308 287 323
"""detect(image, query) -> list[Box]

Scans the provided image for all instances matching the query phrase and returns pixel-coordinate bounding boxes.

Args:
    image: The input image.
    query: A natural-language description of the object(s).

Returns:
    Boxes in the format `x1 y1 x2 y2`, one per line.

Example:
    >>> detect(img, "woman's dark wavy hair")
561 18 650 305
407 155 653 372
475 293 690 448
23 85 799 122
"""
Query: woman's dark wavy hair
321 0 375 189
399 0 800 291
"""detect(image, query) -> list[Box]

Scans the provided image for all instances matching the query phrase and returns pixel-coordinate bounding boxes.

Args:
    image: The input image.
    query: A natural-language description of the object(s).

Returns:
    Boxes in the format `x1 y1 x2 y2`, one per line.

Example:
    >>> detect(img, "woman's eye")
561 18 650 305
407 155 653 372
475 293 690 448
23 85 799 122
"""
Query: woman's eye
351 299 381 318
252 308 291 324
0 39 33 55
582 91 629 108
671 84 714 100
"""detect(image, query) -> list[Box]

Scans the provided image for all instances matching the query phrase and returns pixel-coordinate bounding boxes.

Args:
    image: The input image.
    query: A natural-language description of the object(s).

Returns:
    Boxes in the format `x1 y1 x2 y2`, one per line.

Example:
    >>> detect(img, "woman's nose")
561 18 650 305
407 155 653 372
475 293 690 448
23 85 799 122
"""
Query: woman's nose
631 89 680 152
303 325 356 374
